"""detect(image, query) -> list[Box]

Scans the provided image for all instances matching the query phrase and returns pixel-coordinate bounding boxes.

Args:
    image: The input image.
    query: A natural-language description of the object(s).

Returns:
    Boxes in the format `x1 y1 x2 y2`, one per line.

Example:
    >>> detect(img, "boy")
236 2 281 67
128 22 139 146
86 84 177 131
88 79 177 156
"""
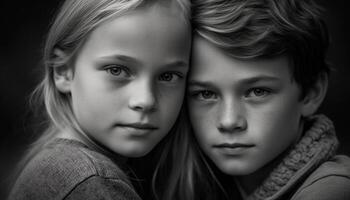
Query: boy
186 0 350 199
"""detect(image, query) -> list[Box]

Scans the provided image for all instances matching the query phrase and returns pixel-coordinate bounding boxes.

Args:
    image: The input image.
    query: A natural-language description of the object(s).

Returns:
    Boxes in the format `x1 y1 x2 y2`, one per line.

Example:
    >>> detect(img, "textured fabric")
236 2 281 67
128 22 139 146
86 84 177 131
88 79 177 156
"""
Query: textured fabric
64 176 141 200
8 138 142 200
246 115 350 200
291 157 350 200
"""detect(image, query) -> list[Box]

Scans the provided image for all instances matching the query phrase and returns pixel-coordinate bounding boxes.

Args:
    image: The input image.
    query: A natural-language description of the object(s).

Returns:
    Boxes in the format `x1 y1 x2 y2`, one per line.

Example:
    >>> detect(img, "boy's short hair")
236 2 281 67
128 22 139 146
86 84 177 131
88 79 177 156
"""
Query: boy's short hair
192 0 330 97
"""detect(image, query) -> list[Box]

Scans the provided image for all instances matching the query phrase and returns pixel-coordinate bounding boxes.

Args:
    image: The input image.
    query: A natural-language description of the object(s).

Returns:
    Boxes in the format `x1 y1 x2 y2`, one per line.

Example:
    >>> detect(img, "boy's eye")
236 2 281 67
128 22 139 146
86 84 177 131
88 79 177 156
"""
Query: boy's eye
105 65 130 78
159 72 183 82
246 88 270 98
191 90 218 101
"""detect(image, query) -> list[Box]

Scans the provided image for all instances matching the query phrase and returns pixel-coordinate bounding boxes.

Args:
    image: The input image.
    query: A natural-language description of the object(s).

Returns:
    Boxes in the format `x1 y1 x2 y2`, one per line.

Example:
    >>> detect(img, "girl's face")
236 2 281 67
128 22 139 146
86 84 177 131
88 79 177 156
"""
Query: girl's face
60 5 191 157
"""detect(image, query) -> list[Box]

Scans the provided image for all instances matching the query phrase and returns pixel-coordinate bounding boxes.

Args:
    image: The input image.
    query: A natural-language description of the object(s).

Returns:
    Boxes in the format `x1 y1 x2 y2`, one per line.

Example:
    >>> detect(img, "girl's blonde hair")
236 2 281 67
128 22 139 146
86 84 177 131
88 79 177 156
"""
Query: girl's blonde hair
152 106 227 200
14 0 191 194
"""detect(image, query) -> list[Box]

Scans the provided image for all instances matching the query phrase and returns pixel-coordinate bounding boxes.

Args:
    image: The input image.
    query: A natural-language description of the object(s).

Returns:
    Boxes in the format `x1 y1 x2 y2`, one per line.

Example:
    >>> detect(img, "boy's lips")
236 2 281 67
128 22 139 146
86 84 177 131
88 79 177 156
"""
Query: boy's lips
213 143 254 148
213 143 255 155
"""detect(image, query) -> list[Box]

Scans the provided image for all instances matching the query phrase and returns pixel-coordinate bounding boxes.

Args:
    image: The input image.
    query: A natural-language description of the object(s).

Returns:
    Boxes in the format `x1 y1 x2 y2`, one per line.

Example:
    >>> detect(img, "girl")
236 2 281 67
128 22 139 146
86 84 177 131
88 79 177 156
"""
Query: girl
8 0 191 199
156 0 350 200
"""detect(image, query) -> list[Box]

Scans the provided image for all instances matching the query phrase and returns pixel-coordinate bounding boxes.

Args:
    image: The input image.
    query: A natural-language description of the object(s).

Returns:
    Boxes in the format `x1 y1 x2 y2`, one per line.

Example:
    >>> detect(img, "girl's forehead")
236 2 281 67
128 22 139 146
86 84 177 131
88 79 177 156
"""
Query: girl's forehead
74 2 191 71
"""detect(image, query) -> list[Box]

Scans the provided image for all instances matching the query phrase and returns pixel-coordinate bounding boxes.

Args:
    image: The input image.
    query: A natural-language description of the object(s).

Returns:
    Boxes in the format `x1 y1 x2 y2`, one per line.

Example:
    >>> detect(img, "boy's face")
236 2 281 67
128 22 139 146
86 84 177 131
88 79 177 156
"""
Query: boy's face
187 36 304 175
58 5 191 157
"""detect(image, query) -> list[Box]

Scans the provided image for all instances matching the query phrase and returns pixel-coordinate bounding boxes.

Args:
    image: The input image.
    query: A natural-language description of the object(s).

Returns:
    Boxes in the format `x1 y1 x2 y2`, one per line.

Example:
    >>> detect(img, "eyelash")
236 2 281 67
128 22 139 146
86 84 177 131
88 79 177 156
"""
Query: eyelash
104 65 131 78
189 87 272 102
159 72 184 83
245 87 271 98
190 90 218 101
104 65 184 84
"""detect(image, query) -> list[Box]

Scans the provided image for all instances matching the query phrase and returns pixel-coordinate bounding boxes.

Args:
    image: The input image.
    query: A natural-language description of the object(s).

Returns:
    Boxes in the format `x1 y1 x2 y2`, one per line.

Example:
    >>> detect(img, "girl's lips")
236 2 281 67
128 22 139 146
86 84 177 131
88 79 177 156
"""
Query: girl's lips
115 123 159 137
117 122 159 130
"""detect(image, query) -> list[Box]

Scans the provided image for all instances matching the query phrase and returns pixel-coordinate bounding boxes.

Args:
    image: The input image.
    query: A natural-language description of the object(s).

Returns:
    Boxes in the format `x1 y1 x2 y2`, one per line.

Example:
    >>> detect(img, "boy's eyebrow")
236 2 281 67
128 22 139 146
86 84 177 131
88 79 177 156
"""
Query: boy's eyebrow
188 76 281 87
188 80 215 88
239 76 281 84
98 54 188 68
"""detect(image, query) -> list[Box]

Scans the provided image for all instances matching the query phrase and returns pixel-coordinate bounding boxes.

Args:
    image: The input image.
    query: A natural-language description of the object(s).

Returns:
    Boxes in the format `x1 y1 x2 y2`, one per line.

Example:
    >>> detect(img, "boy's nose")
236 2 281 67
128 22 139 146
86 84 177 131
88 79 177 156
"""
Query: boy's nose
217 100 247 133
128 80 157 113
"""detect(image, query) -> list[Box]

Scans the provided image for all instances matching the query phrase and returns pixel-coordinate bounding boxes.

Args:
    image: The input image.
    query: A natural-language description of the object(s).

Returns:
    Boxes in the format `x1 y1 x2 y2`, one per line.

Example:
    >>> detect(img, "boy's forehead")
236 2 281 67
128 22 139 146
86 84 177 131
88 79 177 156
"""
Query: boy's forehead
190 36 294 85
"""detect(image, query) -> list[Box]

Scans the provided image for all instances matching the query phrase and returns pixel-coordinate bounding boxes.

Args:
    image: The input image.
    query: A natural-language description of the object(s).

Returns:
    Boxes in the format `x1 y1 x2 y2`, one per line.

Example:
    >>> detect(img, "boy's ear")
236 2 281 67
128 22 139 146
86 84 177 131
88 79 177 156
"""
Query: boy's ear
53 48 73 93
301 73 328 117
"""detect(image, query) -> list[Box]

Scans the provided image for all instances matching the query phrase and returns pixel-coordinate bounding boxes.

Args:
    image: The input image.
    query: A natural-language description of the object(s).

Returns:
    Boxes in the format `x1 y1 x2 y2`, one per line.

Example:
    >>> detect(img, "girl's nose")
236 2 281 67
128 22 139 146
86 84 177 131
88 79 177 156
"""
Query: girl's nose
217 99 247 133
128 80 157 113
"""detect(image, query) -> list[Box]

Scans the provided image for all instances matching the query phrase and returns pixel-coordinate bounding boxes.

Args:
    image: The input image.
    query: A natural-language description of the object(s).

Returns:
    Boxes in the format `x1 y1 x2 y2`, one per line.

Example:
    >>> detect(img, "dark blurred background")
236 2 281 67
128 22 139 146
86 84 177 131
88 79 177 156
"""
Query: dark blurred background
0 0 349 198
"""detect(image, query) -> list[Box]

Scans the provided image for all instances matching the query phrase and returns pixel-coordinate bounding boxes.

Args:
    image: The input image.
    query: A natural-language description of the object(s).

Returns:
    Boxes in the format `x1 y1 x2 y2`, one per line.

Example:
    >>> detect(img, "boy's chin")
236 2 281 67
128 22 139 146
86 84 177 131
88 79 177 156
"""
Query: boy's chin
213 159 260 176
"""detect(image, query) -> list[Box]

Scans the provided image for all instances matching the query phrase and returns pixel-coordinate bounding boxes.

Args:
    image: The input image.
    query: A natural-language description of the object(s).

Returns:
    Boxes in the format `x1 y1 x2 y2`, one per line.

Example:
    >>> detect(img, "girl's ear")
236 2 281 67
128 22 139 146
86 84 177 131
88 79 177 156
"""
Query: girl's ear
301 73 328 117
53 48 73 93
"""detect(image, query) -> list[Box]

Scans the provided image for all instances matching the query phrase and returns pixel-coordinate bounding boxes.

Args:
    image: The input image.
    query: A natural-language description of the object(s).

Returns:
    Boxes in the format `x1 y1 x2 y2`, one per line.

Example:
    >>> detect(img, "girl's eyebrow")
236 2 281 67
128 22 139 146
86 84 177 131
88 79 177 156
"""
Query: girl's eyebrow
98 54 188 69
98 54 142 65
163 60 188 69
163 60 189 71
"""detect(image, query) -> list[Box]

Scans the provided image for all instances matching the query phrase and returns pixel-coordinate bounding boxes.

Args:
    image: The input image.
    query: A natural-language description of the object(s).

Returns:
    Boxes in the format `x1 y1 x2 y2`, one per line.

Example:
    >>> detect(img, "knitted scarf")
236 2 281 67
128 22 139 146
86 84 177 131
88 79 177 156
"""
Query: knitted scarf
248 115 339 200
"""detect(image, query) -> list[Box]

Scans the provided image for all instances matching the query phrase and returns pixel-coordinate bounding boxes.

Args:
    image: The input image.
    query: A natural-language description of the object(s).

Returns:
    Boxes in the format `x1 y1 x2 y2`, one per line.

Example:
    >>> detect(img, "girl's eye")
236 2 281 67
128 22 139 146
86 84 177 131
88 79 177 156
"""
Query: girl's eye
246 88 270 98
105 65 130 78
191 90 218 101
159 72 182 82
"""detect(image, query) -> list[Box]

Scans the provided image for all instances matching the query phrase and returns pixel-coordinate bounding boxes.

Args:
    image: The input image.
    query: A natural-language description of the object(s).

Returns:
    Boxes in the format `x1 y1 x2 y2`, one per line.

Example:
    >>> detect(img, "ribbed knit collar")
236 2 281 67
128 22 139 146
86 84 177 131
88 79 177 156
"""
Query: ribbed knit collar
246 115 339 200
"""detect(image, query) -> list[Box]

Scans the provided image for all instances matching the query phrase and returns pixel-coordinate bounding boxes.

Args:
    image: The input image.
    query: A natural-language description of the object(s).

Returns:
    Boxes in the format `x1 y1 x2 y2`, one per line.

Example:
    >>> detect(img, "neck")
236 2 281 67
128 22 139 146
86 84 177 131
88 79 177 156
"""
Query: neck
236 119 305 197
56 128 128 164
236 150 285 197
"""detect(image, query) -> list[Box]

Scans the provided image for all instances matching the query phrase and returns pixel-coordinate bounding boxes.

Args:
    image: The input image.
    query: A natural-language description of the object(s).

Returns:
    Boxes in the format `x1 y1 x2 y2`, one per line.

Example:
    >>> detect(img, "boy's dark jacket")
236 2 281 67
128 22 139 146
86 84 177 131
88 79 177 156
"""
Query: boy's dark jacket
246 115 350 200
